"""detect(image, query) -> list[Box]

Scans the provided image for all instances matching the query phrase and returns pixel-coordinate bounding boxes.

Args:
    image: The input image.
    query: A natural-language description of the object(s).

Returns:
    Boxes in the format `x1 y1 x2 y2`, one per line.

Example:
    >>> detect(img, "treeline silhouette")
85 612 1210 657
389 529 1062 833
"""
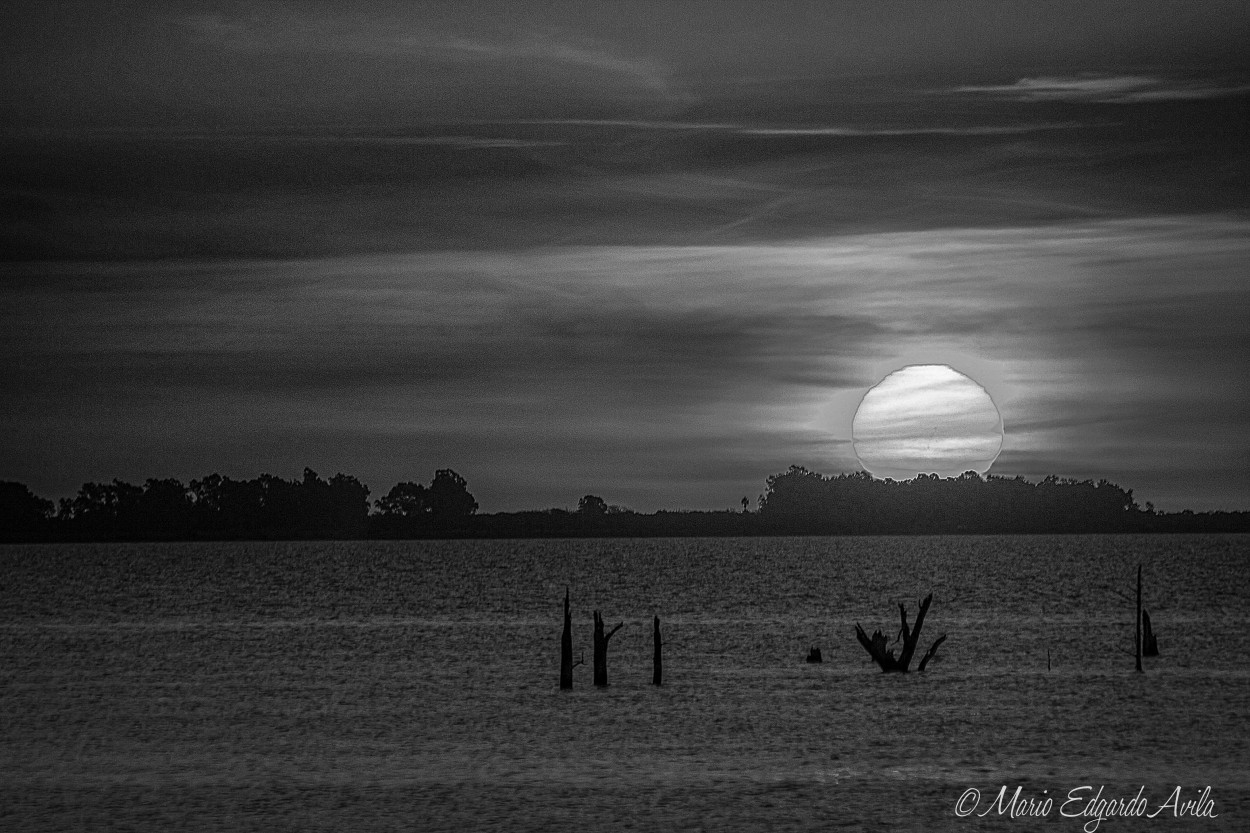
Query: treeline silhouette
2 465 1247 543
752 466 1249 534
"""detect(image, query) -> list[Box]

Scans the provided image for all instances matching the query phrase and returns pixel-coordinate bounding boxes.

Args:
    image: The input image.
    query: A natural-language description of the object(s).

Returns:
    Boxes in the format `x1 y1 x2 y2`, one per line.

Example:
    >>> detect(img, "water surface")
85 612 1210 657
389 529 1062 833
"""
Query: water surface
1 535 1246 830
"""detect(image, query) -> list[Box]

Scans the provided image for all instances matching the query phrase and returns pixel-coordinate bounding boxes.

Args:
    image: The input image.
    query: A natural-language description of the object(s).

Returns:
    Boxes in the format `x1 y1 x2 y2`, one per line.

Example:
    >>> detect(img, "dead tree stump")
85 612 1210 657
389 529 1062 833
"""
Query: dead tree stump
1142 609 1159 657
593 610 623 687
560 588 572 689
1136 564 1143 672
653 616 662 686
854 593 946 673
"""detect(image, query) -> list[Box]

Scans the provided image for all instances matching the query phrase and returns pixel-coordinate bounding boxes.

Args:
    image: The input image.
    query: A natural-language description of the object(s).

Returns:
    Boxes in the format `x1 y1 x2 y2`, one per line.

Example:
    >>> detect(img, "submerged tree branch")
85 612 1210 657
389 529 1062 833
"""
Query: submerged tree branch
855 593 946 673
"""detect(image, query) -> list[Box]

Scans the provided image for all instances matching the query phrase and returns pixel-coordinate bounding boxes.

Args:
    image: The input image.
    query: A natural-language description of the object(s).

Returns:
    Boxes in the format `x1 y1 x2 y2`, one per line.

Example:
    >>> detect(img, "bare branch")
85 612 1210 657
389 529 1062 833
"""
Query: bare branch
897 603 912 644
856 623 901 672
918 634 947 672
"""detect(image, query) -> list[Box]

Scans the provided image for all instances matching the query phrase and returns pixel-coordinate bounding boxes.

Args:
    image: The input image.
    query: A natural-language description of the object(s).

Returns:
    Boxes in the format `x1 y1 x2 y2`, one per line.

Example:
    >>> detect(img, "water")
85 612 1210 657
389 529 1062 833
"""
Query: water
1 535 1247 831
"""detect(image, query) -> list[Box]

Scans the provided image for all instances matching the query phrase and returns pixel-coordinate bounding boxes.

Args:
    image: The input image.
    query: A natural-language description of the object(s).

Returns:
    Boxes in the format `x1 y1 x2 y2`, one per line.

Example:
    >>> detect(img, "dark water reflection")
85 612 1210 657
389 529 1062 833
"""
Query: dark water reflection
1 535 1247 831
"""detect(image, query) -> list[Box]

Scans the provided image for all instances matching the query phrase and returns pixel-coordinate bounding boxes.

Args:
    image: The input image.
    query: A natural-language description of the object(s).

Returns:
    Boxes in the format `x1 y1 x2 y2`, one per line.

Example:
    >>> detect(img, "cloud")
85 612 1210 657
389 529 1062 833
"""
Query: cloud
949 74 1250 103
738 124 1080 137
489 119 1083 141
501 119 741 131
12 107 1245 263
496 121 1081 138
173 12 681 100
3 217 1248 510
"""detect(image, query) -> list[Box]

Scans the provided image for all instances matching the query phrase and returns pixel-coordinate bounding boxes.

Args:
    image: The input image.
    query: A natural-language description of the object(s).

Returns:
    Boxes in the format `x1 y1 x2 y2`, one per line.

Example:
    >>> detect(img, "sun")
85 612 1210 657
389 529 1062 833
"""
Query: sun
852 364 1004 480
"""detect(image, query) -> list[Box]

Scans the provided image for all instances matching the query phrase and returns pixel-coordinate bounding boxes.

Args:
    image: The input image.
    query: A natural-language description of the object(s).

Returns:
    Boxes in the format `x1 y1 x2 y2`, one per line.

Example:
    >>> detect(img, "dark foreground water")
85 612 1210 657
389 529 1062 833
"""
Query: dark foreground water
1 535 1247 831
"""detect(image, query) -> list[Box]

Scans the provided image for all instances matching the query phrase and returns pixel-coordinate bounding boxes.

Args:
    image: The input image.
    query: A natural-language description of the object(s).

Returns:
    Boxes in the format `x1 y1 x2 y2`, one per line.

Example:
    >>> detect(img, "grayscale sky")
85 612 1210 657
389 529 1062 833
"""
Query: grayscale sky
2 1 1248 511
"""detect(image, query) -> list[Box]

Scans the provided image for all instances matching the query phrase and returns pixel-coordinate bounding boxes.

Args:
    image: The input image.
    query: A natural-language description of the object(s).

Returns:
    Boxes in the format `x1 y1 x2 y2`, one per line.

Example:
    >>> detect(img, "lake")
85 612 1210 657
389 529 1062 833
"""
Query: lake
1 535 1247 831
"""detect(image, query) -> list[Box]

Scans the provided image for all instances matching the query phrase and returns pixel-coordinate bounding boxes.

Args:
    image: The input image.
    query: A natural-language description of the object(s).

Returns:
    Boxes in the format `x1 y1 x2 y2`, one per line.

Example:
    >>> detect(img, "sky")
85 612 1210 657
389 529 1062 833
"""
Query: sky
2 1 1248 512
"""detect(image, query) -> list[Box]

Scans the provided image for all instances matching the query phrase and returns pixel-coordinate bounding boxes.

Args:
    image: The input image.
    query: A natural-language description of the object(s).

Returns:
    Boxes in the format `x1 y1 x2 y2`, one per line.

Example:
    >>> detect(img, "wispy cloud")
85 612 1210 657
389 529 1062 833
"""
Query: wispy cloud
173 12 680 99
949 74 1250 103
497 119 741 131
494 119 1080 137
738 123 1080 137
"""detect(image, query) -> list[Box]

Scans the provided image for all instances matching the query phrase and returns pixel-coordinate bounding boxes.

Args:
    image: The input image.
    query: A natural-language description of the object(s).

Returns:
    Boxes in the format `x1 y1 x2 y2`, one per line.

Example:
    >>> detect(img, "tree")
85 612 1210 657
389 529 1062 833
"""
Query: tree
292 469 372 538
577 494 608 516
189 473 265 538
136 478 192 539
0 481 55 542
326 473 370 538
429 469 478 520
374 481 431 517
59 479 144 540
257 473 301 537
757 465 832 528
371 469 476 537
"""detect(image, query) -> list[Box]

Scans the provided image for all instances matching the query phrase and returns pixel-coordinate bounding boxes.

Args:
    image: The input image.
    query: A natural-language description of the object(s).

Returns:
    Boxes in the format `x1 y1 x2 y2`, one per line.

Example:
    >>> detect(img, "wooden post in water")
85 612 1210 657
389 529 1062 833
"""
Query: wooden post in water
593 611 623 687
560 587 574 689
653 616 662 686
1135 564 1143 673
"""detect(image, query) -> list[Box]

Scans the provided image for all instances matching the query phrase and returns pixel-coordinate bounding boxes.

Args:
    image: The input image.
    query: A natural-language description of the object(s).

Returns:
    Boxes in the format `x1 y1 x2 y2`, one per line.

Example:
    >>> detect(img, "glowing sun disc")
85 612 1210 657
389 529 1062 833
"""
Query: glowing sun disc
852 364 1003 480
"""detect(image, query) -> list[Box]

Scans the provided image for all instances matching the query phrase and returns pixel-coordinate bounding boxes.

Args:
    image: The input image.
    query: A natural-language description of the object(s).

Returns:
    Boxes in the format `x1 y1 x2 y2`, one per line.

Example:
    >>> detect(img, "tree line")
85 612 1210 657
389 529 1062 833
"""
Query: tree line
0 468 473 542
1 465 1246 543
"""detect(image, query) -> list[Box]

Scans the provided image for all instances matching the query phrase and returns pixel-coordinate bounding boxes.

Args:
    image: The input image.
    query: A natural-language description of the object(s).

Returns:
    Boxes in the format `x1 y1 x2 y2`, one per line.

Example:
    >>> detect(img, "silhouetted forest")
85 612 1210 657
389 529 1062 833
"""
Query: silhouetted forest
1 465 1247 543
